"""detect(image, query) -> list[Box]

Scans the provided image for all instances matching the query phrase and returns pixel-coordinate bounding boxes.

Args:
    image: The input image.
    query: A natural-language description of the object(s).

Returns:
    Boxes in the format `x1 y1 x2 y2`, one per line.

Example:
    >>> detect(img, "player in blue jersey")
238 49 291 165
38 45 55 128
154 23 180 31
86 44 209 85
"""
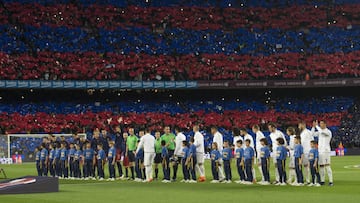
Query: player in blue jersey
54 142 61 177
40 143 49 176
111 123 124 179
210 142 221 183
186 137 197 183
161 140 171 183
293 136 304 186
97 144 106 180
48 144 55 177
84 142 95 180
222 141 232 183
258 138 271 185
35 146 41 176
308 141 321 187
135 140 145 182
276 138 287 185
244 139 255 184
60 142 69 179
81 143 87 179
180 140 190 183
73 144 82 179
68 143 76 179
107 141 116 181
234 140 245 184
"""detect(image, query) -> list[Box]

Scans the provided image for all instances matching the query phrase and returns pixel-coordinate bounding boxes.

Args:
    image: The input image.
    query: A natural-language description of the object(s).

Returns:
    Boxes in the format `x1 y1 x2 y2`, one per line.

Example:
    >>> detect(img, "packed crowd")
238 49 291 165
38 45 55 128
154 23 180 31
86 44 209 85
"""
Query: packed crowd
1 25 359 55
1 51 360 81
0 96 351 134
1 3 360 30
334 100 360 147
2 0 359 7
0 1 359 81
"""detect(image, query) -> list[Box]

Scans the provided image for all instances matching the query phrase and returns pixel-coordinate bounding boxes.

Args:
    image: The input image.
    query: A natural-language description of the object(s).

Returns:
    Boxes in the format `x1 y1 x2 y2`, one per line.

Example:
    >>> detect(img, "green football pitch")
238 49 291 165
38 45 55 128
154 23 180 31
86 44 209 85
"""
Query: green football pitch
0 156 359 203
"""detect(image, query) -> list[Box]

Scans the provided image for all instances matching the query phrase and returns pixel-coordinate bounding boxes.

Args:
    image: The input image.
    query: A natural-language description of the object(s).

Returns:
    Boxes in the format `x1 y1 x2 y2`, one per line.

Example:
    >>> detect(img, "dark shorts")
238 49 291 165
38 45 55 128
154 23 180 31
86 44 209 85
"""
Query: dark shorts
116 149 122 161
173 156 182 164
154 153 162 164
168 150 174 158
136 158 144 164
128 151 135 162
123 156 129 167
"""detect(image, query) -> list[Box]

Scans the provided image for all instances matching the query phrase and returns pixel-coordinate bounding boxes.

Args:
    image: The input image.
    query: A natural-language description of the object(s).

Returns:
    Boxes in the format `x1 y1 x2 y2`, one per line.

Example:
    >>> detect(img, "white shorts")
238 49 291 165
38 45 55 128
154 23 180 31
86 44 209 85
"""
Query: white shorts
289 151 295 168
272 155 277 164
319 152 331 165
302 153 309 166
144 152 155 166
257 157 261 165
290 156 296 168
256 149 261 162
196 153 204 164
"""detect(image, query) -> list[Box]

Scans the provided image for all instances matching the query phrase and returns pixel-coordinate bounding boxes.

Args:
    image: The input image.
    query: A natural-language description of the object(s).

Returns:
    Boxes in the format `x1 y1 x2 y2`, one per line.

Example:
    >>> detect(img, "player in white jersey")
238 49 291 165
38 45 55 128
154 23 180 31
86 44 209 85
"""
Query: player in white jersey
174 127 186 158
135 128 155 182
252 125 266 182
286 127 297 184
211 126 223 152
268 123 287 183
240 128 254 148
174 126 186 181
193 124 206 182
211 126 225 181
311 120 333 186
298 121 314 184
233 128 244 151
240 128 256 182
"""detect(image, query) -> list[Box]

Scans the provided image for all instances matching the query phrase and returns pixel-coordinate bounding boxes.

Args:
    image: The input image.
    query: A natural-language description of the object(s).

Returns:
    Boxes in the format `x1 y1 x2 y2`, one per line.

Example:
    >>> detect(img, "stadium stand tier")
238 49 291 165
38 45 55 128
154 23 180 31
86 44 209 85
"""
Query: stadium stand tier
0 0 360 81
0 89 358 156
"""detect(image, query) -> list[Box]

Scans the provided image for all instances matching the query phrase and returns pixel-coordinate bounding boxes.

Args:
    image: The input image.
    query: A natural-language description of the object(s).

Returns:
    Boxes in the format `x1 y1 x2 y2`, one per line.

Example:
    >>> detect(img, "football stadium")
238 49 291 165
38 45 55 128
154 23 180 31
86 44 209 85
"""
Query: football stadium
0 0 360 202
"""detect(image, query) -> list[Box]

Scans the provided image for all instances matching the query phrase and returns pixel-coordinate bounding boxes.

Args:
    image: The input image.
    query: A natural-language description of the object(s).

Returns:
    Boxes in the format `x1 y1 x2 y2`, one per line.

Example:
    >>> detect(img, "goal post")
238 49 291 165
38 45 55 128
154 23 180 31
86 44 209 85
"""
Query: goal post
0 134 10 164
1 133 87 163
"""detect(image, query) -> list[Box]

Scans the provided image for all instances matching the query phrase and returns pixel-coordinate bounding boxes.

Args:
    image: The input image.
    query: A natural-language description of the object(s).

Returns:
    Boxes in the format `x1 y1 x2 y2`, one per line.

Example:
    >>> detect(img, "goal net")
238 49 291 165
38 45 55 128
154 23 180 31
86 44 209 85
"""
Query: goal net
0 133 87 164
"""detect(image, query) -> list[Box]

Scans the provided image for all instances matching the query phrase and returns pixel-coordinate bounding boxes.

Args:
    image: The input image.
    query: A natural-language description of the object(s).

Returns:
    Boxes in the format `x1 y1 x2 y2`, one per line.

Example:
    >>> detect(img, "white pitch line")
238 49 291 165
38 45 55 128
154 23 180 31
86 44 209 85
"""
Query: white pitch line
343 165 360 169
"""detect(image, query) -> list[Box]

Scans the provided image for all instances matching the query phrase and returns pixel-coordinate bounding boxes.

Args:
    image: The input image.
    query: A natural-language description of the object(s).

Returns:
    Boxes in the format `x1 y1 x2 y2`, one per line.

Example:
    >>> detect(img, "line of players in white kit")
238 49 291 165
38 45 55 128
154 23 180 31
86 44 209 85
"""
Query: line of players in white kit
208 120 333 186
128 119 333 186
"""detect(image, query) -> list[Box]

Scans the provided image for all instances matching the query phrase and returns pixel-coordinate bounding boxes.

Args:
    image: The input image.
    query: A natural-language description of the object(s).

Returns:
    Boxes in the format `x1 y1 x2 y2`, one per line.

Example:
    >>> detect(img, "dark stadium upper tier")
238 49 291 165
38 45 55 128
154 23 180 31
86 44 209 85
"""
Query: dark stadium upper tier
1 3 360 30
1 51 360 81
1 0 358 8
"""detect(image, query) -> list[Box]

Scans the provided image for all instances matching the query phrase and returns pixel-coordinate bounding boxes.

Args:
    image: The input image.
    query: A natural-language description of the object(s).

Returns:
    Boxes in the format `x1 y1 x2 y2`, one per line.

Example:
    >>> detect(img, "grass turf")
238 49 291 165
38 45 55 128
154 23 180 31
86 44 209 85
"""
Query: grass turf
0 156 359 203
